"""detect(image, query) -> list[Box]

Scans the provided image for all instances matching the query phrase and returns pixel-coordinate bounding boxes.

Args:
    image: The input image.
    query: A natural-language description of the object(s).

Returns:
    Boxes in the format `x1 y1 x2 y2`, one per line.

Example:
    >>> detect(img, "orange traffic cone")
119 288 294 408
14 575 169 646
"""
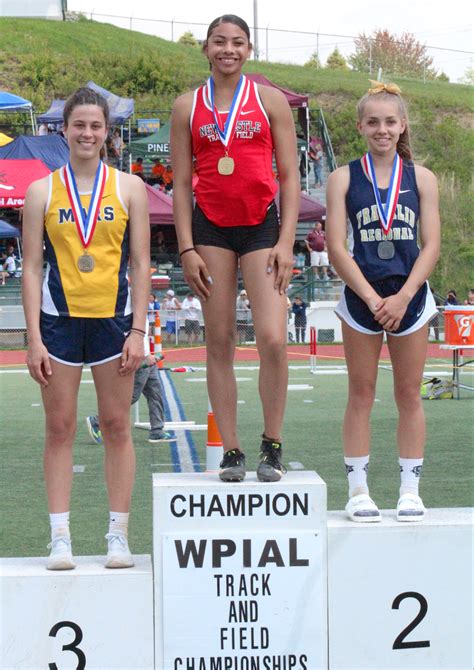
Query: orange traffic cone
154 311 163 369
206 398 223 472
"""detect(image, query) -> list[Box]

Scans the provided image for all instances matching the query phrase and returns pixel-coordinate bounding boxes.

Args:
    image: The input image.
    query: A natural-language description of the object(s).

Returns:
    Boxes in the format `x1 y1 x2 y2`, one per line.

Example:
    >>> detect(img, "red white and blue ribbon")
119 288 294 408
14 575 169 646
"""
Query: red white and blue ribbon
64 161 108 248
362 152 403 236
206 75 249 149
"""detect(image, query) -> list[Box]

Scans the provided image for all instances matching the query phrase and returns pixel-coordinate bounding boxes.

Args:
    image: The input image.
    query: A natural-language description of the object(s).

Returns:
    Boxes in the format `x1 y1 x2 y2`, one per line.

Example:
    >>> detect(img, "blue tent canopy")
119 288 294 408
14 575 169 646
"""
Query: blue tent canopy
0 91 35 134
0 135 69 171
86 81 134 125
0 91 32 111
36 99 65 124
0 220 21 238
37 83 134 126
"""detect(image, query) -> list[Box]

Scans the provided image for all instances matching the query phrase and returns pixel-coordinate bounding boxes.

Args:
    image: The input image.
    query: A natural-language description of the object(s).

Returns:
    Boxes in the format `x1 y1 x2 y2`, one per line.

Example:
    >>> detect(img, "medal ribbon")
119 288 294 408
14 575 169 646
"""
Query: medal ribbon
362 152 403 236
64 161 108 249
206 75 249 151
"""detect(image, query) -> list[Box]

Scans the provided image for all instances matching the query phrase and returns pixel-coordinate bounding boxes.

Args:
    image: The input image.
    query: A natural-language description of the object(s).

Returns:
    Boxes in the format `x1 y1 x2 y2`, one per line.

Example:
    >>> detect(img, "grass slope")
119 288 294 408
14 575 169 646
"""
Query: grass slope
0 17 472 295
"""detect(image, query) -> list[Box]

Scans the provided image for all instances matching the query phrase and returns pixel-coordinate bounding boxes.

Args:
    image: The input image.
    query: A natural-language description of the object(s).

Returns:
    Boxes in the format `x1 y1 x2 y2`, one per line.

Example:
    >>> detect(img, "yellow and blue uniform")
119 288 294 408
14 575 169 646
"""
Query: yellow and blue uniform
42 165 131 318
40 165 133 365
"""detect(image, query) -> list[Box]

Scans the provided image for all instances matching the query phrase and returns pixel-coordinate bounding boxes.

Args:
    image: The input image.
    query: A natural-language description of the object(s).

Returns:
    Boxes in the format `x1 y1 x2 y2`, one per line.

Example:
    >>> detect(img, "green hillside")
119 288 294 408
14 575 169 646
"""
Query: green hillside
1 16 472 297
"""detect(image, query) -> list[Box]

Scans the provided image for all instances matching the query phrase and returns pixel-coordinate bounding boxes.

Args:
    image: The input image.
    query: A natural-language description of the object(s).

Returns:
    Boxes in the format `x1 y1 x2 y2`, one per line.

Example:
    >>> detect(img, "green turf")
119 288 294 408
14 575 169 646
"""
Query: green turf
0 360 472 558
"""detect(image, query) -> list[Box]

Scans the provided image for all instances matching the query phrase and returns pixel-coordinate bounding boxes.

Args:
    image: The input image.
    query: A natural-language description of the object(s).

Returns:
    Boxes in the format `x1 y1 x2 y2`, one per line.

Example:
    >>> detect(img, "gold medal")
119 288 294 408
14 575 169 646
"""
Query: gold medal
218 156 235 176
77 253 95 273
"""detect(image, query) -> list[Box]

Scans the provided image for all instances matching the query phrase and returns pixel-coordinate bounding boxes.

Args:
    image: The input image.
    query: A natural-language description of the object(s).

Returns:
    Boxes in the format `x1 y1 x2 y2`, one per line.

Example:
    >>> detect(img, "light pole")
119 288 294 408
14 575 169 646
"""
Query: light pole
253 0 259 60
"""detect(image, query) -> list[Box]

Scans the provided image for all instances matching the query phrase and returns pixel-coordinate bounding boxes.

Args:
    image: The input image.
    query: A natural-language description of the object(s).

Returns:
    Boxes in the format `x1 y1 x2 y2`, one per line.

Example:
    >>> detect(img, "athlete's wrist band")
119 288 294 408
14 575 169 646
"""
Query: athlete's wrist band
179 247 196 257
129 327 146 336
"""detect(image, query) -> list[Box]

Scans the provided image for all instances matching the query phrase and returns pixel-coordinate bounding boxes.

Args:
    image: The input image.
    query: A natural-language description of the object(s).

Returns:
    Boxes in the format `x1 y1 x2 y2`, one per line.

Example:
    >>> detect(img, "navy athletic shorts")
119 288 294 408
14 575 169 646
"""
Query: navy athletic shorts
335 276 437 337
39 311 133 366
192 201 280 256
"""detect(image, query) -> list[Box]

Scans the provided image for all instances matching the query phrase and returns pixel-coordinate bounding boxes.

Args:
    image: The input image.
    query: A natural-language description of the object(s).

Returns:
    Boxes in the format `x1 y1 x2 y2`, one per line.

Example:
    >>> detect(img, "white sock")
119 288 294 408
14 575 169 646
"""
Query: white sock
399 458 424 497
344 456 370 497
109 511 129 537
49 512 70 540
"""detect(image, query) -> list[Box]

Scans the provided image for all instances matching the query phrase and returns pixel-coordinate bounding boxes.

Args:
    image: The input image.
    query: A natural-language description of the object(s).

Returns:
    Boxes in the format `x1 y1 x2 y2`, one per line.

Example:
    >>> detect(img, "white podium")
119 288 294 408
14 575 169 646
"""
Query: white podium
0 555 154 670
327 508 473 669
153 471 328 670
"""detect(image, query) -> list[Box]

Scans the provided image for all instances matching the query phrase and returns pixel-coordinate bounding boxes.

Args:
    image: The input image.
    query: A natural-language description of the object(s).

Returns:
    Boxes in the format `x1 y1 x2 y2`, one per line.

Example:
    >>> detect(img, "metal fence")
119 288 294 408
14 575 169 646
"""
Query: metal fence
0 306 447 349
84 12 472 84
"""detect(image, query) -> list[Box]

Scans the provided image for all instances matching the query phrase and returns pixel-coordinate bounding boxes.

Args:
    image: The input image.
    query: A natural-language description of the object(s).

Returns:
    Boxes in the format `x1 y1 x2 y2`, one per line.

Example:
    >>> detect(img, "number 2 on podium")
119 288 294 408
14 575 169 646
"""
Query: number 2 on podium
392 592 431 650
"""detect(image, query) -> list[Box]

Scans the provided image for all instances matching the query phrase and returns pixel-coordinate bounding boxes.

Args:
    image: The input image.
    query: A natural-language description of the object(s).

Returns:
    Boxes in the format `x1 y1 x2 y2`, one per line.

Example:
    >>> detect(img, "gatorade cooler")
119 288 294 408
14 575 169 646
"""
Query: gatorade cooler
444 307 474 345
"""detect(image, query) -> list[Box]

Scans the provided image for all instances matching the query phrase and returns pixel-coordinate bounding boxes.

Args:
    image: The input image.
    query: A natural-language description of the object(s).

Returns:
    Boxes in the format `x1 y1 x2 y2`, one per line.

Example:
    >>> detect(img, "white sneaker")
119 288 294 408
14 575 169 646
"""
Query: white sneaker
397 493 426 522
47 536 76 570
345 493 382 522
105 533 134 569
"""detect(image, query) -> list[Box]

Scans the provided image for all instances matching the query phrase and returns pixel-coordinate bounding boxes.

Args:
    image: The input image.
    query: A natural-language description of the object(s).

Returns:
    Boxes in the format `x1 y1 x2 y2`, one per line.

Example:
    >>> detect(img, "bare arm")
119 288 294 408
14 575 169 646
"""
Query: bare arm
373 166 440 331
120 172 150 374
22 177 52 387
170 93 211 301
326 167 384 312
259 86 300 294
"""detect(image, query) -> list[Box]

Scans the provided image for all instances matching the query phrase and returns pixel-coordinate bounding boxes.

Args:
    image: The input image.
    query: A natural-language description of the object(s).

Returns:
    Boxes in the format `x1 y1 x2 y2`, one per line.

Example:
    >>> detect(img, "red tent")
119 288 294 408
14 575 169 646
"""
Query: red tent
246 73 308 108
145 183 174 225
0 159 50 208
275 189 325 223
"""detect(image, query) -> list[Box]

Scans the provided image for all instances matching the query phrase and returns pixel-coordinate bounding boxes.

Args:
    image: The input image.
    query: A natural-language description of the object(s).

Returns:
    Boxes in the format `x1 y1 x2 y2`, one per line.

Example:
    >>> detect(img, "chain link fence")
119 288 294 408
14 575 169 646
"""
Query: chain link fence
0 306 447 349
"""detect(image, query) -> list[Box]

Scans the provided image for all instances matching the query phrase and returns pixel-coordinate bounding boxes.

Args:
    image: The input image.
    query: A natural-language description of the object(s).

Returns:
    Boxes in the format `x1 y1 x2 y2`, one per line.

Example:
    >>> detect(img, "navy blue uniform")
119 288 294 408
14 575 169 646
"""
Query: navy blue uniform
336 158 436 336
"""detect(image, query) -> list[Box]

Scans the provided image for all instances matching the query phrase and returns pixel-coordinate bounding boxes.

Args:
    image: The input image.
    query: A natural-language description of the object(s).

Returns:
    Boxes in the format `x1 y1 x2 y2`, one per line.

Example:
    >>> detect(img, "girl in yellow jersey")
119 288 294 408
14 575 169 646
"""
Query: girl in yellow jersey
22 88 150 570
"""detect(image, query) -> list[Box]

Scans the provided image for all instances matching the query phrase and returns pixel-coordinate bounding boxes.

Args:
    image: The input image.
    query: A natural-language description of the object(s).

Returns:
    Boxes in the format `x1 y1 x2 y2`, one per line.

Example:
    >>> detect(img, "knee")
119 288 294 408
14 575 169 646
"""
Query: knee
347 380 377 411
206 328 236 362
258 332 287 362
394 383 422 412
45 414 77 447
100 414 130 443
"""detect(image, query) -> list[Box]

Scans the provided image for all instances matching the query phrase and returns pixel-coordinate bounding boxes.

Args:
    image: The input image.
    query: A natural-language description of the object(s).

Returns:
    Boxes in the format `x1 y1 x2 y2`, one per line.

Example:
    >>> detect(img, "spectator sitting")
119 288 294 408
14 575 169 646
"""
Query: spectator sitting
151 159 165 186
156 230 167 255
463 289 474 306
3 250 17 278
445 289 459 306
110 128 124 165
162 165 174 192
132 157 145 180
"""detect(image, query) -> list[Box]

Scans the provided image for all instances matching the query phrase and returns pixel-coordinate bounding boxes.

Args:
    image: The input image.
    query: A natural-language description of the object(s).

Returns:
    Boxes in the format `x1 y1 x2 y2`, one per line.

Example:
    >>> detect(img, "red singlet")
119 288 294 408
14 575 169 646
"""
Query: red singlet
191 76 277 228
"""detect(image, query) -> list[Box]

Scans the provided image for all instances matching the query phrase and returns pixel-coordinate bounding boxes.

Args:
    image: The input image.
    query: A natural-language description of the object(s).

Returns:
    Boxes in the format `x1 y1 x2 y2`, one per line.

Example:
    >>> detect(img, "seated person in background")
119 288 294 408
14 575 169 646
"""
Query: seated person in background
132 157 145 180
156 230 167 255
3 250 17 278
162 165 174 191
151 159 165 186
464 289 474 306
444 289 459 306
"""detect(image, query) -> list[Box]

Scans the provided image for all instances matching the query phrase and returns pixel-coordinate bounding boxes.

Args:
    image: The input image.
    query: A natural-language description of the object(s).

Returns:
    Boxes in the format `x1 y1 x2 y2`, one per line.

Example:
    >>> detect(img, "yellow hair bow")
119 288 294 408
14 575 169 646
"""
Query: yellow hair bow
368 79 402 95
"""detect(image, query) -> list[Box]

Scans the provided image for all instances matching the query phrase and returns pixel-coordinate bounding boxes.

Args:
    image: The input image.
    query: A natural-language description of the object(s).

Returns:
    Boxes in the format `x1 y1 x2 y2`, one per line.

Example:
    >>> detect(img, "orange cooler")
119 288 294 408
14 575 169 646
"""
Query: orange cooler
444 308 474 345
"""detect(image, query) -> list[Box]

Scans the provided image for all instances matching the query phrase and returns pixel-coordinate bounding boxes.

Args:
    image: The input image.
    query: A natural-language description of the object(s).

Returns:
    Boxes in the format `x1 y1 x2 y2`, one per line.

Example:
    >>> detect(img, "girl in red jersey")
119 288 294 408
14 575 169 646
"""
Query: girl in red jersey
171 14 300 483
326 83 440 523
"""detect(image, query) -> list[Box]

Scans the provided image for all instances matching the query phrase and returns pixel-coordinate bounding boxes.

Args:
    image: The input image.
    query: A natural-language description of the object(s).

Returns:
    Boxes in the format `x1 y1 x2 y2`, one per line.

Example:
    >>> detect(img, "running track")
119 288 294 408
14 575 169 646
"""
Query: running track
0 343 451 367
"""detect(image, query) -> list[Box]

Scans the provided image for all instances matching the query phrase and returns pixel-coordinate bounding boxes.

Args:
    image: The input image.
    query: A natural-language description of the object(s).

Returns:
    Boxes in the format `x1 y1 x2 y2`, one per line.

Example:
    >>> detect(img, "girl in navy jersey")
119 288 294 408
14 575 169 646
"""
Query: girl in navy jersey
326 82 440 523
171 15 299 483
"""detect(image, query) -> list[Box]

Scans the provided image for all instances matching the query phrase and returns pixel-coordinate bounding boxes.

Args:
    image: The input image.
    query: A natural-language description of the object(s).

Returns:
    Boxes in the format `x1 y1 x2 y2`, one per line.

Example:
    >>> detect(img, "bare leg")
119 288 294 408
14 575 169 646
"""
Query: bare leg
240 249 288 441
42 360 83 513
342 321 384 457
196 245 239 452
387 325 429 459
92 359 135 512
